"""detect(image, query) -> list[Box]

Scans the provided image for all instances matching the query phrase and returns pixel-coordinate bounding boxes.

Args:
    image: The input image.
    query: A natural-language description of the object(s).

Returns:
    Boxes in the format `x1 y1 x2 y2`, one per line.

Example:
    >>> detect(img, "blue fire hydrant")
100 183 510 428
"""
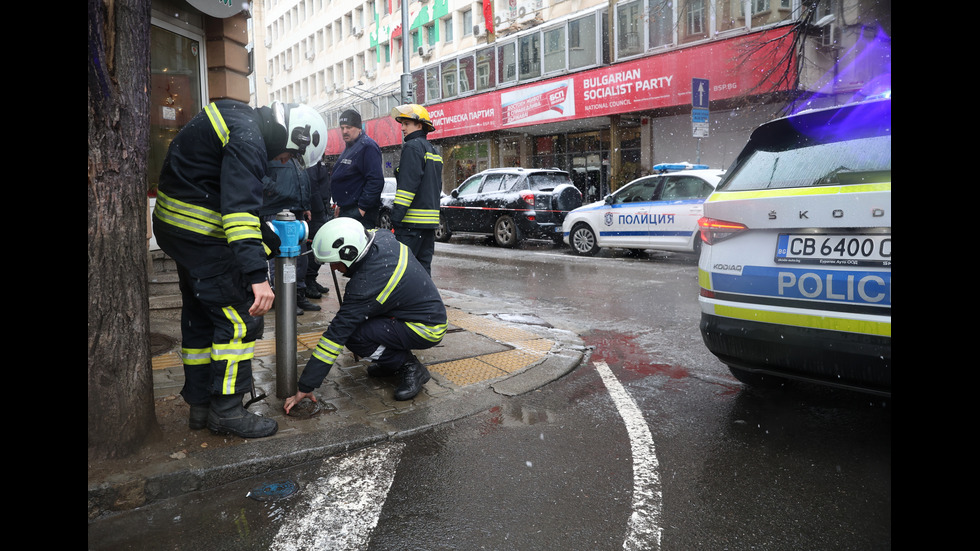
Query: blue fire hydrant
270 210 308 398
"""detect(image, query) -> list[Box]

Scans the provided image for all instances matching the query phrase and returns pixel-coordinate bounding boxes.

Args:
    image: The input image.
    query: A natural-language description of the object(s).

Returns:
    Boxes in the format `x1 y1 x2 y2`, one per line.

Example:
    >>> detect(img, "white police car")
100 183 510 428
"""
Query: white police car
563 163 725 256
698 97 891 396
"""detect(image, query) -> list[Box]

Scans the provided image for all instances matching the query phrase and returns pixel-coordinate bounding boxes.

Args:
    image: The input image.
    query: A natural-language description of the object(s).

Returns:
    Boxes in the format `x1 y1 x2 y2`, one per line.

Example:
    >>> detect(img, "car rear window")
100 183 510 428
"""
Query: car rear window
717 99 891 192
527 173 571 191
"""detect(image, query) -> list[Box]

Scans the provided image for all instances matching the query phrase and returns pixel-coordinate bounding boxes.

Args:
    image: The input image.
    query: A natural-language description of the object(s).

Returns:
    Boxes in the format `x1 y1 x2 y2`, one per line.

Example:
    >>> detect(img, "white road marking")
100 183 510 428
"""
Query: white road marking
270 441 405 550
594 360 664 551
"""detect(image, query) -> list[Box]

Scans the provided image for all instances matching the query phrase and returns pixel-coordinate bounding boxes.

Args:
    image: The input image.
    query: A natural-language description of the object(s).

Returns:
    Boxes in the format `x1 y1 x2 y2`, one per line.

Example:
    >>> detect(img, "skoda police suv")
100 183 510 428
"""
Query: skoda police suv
697 97 891 396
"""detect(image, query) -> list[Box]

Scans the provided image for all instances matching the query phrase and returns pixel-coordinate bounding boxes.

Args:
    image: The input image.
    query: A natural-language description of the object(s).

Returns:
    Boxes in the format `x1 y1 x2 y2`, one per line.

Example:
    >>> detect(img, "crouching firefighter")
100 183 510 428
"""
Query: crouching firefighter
153 99 327 438
283 217 447 414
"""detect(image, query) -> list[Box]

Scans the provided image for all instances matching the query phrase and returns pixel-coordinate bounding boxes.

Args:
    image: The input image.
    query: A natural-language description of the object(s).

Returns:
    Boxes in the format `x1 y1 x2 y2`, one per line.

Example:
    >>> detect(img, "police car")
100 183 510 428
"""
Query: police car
697 97 891 396
563 163 724 256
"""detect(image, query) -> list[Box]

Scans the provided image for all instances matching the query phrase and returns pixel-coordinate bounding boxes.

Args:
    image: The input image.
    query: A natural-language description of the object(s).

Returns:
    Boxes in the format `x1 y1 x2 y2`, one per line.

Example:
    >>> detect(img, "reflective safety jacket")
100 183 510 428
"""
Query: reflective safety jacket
298 230 447 392
153 100 270 284
392 129 443 229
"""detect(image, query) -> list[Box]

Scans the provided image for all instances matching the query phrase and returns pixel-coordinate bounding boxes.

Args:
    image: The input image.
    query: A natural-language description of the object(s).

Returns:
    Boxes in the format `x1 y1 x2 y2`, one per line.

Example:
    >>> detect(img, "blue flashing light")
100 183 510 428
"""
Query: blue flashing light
653 162 710 172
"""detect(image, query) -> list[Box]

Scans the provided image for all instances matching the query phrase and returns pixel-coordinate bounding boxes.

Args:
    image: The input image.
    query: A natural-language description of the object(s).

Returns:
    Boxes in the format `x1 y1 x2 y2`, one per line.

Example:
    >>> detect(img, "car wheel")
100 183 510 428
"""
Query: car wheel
691 233 703 256
570 223 600 256
493 215 521 247
378 210 393 230
435 215 451 242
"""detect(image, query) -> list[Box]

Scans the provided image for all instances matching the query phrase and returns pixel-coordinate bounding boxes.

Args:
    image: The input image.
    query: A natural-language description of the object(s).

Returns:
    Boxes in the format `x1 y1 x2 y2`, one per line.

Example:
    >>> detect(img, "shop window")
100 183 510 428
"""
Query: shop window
412 69 426 103
149 22 204 193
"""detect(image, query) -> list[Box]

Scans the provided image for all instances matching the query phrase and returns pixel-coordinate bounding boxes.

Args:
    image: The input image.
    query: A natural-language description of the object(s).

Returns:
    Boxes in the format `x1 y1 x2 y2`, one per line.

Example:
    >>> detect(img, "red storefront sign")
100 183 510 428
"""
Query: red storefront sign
324 27 795 154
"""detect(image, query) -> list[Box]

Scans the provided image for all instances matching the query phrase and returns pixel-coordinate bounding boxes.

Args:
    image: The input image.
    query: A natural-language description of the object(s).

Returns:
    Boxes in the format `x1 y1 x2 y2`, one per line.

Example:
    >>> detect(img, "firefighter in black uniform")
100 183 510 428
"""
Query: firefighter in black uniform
283 217 447 414
153 99 327 438
390 103 443 274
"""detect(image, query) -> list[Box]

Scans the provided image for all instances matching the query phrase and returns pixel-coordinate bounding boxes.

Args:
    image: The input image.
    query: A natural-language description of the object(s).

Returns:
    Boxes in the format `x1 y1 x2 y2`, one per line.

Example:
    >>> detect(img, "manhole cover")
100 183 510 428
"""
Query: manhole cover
286 397 334 419
247 480 299 501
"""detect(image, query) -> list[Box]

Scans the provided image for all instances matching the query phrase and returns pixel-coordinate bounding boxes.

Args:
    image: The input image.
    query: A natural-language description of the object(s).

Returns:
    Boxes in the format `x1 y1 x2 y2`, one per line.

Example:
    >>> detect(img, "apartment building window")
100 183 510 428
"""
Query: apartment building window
617 0 643 58
411 29 420 51
518 33 540 80
649 0 674 47
441 59 457 98
462 9 473 36
498 41 517 84
459 54 475 94
425 22 436 47
683 0 706 41
444 15 454 43
476 47 495 90
425 66 440 102
412 69 426 103
543 25 565 74
752 0 770 14
568 12 598 70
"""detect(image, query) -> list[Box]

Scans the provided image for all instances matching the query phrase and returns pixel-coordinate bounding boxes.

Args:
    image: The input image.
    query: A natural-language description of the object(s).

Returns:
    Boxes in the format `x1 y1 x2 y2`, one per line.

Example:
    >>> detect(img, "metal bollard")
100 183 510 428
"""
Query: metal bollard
270 210 308 399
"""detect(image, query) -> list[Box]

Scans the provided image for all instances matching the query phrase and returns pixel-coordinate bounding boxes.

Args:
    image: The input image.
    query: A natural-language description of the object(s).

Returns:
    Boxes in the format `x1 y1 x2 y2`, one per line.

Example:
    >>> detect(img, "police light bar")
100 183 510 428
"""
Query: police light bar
652 162 709 172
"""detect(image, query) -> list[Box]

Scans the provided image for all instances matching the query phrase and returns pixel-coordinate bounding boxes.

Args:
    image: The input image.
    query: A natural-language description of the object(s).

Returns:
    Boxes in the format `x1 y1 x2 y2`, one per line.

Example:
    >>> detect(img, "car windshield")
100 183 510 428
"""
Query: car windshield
527 173 570 191
719 136 891 191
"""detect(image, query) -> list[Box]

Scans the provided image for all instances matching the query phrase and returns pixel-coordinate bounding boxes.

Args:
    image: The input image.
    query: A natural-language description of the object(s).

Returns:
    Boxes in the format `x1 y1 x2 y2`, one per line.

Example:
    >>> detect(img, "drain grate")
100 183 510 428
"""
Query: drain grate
246 480 299 501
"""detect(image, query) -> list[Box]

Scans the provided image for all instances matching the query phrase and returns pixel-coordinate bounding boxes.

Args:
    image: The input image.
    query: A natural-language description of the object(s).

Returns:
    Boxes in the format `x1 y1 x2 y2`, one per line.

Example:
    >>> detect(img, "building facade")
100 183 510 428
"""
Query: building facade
148 0 890 203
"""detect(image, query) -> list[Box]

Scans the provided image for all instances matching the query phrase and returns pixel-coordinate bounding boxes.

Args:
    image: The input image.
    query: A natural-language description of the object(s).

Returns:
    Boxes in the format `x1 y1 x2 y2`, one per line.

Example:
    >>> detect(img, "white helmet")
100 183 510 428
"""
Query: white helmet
311 217 375 267
270 102 328 166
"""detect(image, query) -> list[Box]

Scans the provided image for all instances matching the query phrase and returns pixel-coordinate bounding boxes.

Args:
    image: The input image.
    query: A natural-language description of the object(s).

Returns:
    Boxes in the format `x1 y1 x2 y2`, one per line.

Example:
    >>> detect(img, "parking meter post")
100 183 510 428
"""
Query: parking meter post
270 210 308 399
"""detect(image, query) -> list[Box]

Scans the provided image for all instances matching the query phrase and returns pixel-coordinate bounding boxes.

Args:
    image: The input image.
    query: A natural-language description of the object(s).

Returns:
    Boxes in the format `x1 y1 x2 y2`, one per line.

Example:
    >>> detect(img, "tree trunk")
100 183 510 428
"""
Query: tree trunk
88 0 159 461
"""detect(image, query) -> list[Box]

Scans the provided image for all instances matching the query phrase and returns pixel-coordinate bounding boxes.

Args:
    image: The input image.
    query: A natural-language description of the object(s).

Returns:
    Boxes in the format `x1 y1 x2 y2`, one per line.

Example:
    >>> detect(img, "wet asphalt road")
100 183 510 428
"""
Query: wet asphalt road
88 238 890 550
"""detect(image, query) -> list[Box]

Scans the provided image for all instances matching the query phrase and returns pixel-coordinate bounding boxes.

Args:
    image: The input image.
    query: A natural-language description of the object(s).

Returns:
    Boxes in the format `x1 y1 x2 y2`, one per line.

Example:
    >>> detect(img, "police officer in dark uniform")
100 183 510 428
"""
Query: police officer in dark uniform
153 100 326 438
283 217 447 414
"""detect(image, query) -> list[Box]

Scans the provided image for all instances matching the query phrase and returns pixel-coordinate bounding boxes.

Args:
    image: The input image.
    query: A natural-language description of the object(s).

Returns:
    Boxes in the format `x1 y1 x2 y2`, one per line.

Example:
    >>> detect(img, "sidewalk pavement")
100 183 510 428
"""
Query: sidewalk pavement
87 259 588 521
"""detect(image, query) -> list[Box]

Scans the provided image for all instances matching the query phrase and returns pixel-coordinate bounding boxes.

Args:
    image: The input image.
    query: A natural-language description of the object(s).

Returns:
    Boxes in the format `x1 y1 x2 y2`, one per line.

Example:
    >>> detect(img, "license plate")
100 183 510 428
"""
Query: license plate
775 233 891 267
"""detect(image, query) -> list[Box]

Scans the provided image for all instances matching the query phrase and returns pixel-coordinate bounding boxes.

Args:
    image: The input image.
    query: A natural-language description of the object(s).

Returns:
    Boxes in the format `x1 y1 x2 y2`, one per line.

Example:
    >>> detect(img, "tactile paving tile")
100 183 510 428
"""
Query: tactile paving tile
429 358 508 387
151 352 182 370
480 348 545 374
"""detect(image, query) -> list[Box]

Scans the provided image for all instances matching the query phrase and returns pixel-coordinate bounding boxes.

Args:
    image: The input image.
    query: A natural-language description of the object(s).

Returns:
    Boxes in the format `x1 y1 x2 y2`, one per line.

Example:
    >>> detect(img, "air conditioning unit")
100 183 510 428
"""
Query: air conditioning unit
283 62 292 71
305 51 315 60
820 23 839 47
352 26 363 38
418 45 432 59
264 76 273 85
364 69 376 80
264 37 272 48
474 24 485 37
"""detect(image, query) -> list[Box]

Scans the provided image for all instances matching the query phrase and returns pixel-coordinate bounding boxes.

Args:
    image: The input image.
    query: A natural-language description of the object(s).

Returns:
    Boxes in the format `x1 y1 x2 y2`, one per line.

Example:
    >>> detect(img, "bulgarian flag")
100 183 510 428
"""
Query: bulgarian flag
483 0 495 35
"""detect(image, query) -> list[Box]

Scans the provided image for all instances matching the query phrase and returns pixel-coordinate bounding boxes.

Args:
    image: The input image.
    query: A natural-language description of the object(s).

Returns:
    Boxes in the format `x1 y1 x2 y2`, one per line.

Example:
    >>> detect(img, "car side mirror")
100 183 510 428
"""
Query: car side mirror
451 189 459 198
604 194 613 205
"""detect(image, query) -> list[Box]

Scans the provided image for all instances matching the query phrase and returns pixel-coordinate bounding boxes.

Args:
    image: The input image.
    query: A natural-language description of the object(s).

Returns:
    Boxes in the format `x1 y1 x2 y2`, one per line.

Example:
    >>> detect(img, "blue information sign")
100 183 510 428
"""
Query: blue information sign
692 78 710 108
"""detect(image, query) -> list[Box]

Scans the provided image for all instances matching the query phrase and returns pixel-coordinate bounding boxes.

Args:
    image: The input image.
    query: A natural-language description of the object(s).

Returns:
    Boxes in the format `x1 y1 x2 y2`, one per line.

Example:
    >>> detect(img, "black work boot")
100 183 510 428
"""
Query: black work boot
297 292 321 311
305 284 322 299
207 393 278 438
189 403 209 430
367 362 399 377
394 355 430 401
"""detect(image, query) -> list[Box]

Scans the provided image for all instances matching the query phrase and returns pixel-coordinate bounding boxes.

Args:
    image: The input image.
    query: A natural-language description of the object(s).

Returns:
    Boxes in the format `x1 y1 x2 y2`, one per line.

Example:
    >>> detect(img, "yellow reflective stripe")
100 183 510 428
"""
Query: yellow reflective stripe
424 152 442 163
402 209 440 224
707 182 891 202
214 307 254 394
154 190 225 238
393 189 415 207
405 321 447 342
181 347 212 366
204 102 230 147
376 244 408 304
223 212 262 242
698 268 712 290
713 304 891 337
312 336 344 365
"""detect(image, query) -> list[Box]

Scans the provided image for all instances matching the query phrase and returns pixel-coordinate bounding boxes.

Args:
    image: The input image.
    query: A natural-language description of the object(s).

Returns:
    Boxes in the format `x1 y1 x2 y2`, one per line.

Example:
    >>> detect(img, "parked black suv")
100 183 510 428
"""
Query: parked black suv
437 168 583 247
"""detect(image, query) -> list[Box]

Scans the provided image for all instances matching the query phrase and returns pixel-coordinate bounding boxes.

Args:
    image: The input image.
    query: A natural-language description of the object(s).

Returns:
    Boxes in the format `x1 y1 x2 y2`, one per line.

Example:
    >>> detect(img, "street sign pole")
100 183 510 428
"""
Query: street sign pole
691 78 710 164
